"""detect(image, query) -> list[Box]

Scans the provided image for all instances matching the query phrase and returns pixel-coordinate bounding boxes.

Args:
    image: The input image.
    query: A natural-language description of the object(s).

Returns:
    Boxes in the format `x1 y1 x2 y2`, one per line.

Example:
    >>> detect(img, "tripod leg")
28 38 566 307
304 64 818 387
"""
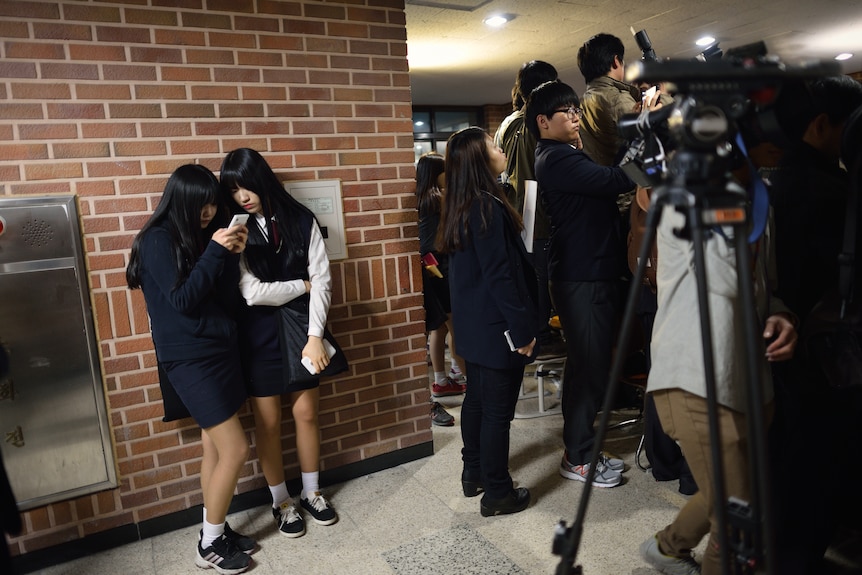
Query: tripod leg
553 188 667 574
687 210 732 575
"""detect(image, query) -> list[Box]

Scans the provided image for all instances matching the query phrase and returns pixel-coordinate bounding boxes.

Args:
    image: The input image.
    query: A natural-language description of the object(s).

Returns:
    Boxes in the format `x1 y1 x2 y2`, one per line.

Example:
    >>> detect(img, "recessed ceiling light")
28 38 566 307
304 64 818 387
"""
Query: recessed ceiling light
836 52 853 61
696 36 716 47
483 15 510 28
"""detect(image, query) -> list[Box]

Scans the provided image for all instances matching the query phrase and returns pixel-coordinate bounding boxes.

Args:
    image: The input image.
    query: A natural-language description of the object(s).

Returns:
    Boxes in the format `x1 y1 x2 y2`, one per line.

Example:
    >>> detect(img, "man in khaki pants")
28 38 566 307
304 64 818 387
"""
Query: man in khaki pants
639 203 797 575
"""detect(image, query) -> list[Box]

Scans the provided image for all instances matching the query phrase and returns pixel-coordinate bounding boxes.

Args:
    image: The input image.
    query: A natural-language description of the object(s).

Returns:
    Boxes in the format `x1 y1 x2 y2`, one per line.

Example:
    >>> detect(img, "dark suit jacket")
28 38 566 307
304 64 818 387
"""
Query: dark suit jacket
448 192 538 369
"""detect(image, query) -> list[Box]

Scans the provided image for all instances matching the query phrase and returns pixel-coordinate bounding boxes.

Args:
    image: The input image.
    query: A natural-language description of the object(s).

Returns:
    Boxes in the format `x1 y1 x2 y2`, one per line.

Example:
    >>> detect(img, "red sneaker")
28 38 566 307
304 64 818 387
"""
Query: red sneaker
432 377 466 397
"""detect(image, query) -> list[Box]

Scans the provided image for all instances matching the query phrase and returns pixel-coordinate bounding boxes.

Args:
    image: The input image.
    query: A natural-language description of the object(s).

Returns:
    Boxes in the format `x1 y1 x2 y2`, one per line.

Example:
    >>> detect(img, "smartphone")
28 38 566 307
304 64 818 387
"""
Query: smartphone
643 85 657 106
301 339 338 375
228 213 249 228
504 330 517 352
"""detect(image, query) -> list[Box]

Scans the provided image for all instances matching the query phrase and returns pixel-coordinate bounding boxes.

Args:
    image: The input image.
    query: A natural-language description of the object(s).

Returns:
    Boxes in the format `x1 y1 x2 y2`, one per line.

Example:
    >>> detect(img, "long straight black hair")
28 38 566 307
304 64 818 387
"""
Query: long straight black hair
126 164 224 289
437 127 522 254
415 152 444 216
219 148 315 282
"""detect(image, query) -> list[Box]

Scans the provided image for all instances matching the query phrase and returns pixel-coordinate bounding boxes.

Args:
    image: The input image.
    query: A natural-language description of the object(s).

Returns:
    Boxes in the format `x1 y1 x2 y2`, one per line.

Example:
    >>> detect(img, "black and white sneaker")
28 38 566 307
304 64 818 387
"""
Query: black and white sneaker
273 501 306 538
198 523 256 554
195 535 251 575
300 492 338 525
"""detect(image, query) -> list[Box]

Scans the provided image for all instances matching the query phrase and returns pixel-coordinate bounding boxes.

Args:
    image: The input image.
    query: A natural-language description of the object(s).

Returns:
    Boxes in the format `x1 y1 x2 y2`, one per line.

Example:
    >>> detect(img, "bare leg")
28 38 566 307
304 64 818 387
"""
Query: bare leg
200 413 249 524
250 395 285 487
290 387 320 473
428 325 447 375
445 315 465 371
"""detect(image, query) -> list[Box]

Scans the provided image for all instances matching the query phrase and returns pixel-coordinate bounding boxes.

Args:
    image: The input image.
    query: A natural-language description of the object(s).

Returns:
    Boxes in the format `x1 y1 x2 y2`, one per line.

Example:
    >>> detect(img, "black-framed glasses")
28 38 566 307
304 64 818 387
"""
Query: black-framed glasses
550 106 582 120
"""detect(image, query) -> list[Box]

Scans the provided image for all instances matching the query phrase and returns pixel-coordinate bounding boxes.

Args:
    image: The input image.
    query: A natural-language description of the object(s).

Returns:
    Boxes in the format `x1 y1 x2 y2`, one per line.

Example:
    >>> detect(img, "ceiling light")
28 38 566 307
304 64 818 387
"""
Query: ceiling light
836 52 853 61
696 36 716 47
483 15 510 28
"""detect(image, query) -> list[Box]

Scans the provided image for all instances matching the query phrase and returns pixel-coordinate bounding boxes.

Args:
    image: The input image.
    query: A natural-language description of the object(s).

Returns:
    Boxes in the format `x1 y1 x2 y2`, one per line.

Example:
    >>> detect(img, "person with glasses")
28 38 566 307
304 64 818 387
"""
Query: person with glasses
493 60 567 358
526 80 636 488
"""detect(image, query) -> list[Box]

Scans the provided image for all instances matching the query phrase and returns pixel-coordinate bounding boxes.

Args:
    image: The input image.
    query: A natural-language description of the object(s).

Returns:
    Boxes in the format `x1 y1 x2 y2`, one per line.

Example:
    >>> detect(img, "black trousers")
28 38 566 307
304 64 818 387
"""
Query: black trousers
460 362 524 499
550 279 621 465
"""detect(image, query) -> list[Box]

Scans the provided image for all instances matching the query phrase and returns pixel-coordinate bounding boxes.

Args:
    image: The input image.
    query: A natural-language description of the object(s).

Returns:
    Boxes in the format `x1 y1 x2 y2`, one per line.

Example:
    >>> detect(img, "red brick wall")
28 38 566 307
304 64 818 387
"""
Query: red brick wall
483 102 512 137
0 0 430 555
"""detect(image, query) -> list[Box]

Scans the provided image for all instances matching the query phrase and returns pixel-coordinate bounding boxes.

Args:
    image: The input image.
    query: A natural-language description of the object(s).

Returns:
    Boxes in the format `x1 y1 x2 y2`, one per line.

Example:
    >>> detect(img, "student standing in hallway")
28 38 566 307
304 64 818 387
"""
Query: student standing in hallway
437 127 538 517
415 152 466 426
220 148 338 540
527 80 633 488
126 164 254 574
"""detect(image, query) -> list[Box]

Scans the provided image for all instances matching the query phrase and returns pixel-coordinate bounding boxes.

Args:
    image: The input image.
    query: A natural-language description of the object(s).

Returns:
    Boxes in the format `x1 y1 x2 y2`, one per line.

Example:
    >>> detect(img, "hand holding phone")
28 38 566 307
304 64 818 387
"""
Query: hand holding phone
301 339 338 374
643 85 658 109
504 330 517 352
228 213 249 228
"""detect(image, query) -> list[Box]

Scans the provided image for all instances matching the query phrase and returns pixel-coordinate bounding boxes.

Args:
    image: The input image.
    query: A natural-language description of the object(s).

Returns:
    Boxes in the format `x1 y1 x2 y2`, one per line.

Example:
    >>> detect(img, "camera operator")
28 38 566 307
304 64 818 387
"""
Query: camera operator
770 74 862 574
639 151 798 573
577 33 666 171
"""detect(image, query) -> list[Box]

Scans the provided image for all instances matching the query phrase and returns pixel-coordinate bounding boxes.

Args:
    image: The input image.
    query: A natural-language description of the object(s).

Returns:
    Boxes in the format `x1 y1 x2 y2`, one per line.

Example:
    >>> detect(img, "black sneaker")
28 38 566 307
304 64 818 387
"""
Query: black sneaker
198 523 256 555
224 522 256 554
300 492 338 525
195 535 251 575
431 402 454 426
272 501 306 538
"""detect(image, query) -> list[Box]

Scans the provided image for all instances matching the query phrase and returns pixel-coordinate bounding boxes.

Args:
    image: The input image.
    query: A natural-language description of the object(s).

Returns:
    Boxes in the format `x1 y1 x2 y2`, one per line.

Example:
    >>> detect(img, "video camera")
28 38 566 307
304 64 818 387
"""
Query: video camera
617 36 840 188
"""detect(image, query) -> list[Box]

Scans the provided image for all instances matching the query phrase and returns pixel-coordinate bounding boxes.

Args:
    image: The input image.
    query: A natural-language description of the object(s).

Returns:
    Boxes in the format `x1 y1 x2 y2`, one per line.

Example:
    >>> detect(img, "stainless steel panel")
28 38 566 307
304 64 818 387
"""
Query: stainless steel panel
0 196 116 510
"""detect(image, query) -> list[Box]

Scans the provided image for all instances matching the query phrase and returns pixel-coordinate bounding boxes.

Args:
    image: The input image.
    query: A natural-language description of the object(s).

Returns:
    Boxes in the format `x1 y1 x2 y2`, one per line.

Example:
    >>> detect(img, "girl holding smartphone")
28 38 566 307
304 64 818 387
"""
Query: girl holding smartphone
127 164 253 574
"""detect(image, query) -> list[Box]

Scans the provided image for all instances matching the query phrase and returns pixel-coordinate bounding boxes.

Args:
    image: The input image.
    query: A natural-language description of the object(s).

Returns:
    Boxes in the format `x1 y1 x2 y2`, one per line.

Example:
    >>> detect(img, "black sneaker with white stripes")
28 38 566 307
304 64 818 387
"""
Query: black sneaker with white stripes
195 534 251 575
199 523 256 555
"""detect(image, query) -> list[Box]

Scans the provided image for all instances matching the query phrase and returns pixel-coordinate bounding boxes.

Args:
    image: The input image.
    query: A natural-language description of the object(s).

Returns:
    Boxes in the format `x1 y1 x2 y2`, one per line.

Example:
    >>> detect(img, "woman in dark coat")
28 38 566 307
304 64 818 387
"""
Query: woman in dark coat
437 127 538 516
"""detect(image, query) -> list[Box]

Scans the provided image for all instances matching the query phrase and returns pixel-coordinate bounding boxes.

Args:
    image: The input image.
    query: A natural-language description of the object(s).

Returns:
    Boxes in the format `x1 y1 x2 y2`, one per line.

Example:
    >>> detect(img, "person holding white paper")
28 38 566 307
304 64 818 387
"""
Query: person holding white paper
494 60 566 355
527 80 636 488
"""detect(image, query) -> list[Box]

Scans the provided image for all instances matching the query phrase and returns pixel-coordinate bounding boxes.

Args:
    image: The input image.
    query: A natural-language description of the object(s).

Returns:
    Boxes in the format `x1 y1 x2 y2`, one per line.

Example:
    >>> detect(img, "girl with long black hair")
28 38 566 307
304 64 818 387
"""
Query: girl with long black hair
219 148 337 539
437 127 538 517
127 164 254 574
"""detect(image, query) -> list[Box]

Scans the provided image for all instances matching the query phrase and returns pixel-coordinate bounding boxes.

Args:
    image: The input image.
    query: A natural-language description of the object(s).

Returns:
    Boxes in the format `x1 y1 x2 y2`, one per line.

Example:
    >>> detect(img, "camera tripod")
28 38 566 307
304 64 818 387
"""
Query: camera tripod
552 143 778 575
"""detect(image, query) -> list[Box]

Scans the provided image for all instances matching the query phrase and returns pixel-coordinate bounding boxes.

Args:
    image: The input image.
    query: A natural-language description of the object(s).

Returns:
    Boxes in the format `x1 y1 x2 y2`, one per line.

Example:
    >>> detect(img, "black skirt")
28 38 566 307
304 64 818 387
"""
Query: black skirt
245 358 319 397
422 268 452 331
161 351 247 429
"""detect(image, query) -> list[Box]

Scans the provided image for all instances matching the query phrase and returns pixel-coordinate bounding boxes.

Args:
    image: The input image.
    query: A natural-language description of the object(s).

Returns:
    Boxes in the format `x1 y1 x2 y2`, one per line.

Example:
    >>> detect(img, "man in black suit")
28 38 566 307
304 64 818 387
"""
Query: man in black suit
527 80 635 488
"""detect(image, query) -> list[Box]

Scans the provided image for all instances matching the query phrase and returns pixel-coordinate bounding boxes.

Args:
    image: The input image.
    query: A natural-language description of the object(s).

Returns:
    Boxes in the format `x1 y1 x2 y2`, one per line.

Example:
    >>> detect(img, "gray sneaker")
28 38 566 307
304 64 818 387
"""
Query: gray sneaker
558 453 621 488
639 535 701 575
600 452 626 473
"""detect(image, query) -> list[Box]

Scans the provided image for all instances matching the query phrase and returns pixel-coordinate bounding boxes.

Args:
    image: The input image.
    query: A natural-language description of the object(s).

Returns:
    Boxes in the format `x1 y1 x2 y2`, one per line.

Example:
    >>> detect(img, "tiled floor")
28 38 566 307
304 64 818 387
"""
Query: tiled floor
21 367 862 575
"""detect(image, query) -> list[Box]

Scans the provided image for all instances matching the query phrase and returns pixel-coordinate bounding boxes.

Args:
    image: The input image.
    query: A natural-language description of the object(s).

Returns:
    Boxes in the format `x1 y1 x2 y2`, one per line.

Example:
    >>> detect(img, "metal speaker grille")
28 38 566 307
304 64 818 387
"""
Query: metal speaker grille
21 219 54 248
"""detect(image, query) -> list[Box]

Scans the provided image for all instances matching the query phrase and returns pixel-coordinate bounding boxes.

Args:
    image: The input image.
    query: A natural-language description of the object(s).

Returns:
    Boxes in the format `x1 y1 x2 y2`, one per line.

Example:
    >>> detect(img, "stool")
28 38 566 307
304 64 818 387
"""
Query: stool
514 353 565 419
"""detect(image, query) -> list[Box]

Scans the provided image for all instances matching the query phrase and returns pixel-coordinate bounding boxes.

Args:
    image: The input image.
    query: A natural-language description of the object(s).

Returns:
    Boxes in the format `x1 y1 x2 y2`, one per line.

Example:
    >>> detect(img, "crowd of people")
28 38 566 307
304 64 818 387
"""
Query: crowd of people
4 31 854 575
419 31 862 575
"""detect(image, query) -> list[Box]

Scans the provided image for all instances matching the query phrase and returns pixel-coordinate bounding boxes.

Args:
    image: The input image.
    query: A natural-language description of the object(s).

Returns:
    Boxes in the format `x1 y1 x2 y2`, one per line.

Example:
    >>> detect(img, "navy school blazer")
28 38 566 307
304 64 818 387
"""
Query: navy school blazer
448 192 539 370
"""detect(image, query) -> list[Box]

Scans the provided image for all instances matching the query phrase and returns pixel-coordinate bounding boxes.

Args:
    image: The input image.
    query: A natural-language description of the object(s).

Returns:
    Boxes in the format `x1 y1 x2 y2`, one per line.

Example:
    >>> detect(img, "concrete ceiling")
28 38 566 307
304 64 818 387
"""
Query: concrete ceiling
405 0 862 106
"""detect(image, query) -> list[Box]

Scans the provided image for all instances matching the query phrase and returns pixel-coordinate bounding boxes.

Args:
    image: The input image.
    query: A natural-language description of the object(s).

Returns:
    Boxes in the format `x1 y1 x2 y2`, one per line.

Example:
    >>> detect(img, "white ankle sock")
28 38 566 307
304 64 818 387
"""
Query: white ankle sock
201 519 224 548
434 371 447 384
301 472 319 499
269 482 290 509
